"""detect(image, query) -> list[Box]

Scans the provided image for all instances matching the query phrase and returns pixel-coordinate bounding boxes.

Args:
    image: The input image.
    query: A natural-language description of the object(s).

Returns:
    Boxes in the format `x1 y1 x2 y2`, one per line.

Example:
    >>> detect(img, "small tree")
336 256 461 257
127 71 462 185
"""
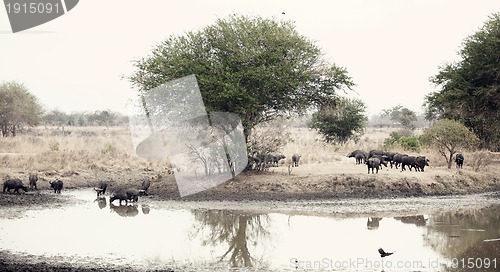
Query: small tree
0 81 44 136
420 119 479 168
309 97 367 144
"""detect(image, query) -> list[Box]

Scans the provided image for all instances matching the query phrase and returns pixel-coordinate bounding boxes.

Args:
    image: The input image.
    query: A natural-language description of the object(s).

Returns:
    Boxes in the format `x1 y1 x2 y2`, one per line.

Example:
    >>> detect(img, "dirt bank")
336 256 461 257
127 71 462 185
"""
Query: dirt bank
2 159 500 205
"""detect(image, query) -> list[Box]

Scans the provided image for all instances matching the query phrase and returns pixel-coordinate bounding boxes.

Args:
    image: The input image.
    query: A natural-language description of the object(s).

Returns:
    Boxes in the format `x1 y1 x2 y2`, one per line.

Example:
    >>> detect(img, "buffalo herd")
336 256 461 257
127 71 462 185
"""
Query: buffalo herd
348 149 434 174
2 172 64 194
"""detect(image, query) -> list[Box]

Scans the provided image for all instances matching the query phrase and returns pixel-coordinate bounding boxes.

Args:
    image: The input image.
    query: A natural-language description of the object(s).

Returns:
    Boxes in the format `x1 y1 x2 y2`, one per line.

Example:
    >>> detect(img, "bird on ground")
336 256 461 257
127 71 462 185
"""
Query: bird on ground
378 248 394 257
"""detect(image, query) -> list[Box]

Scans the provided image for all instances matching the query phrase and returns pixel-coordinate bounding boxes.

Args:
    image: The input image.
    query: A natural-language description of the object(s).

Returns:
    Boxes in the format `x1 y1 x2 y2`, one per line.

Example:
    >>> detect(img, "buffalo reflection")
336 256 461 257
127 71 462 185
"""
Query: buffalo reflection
94 197 107 209
110 203 139 217
394 215 427 226
191 209 270 268
141 204 150 215
367 217 382 230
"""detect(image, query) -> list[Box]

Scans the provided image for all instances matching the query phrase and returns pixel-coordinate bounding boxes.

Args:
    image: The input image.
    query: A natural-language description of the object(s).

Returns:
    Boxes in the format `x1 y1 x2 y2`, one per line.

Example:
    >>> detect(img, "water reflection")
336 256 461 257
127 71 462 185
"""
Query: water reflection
394 215 427 226
191 209 270 268
94 197 107 209
109 202 139 217
1 189 499 272
423 206 500 271
141 204 151 214
367 217 382 230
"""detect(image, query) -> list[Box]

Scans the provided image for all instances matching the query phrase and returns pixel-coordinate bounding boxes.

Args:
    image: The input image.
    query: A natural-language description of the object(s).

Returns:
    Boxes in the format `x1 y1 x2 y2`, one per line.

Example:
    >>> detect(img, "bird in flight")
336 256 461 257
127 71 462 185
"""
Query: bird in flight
378 248 394 257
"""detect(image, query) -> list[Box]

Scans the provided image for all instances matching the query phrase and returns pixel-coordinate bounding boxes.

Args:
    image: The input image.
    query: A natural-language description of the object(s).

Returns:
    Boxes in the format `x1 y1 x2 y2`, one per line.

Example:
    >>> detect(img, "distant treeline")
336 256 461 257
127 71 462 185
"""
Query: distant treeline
43 109 129 127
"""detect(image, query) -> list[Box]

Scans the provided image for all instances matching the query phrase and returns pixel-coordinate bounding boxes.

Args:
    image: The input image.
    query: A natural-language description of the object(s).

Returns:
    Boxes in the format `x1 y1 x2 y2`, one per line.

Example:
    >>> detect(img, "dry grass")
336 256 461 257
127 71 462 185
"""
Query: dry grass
1 125 499 196
0 126 170 186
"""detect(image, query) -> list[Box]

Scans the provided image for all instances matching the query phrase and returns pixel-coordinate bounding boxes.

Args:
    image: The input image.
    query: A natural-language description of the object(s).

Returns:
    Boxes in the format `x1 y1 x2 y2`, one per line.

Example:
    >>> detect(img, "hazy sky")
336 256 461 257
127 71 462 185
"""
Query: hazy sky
1 0 499 117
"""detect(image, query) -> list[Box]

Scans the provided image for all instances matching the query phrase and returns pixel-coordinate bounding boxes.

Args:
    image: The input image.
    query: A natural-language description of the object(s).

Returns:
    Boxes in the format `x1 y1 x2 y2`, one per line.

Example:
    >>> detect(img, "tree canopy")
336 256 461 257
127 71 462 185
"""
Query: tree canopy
129 15 354 144
0 81 43 136
425 12 500 151
382 105 417 130
420 119 479 168
309 97 367 144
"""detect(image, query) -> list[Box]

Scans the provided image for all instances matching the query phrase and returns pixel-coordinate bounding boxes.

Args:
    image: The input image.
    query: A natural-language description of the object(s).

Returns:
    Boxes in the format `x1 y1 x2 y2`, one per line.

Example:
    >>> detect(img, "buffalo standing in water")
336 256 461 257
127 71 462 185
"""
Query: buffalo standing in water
94 181 107 197
49 179 64 193
3 179 28 194
110 188 139 205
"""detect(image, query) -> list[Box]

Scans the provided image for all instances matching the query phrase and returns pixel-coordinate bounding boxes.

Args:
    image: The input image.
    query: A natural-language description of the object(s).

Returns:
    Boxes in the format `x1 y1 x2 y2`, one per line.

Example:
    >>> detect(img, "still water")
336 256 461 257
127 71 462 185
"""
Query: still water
0 190 499 271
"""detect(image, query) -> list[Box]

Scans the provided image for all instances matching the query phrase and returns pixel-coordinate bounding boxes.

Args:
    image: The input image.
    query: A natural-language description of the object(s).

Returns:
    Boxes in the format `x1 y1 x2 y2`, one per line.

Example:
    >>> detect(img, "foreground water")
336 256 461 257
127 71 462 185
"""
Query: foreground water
0 190 499 271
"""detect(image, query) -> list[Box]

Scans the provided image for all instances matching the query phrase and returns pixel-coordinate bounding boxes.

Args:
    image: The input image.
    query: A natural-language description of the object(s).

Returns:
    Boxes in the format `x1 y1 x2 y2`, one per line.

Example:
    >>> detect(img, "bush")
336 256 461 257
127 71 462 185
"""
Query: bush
383 129 413 149
398 136 421 152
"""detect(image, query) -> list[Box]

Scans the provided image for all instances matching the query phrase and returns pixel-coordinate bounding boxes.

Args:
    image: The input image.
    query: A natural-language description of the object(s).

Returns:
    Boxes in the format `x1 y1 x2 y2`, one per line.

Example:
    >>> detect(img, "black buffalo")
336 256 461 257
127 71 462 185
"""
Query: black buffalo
94 181 107 197
367 157 382 174
110 188 139 204
139 179 151 196
347 150 367 164
292 153 301 167
368 150 385 159
415 156 430 172
401 156 416 171
370 155 388 168
270 154 286 167
29 172 38 190
382 152 397 168
3 179 28 194
455 153 464 169
392 153 407 169
49 179 64 193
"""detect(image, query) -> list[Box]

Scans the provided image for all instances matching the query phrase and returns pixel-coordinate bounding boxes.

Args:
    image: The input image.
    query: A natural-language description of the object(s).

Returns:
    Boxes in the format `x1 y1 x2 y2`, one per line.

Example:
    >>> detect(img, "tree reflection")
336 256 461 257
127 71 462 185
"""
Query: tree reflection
422 204 500 270
191 209 270 268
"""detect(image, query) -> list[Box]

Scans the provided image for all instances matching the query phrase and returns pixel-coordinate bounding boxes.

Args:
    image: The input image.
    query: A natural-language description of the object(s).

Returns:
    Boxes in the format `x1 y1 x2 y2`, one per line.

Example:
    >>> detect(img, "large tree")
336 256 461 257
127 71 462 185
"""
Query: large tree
0 81 44 136
424 12 500 151
420 119 479 169
129 15 354 144
309 97 367 144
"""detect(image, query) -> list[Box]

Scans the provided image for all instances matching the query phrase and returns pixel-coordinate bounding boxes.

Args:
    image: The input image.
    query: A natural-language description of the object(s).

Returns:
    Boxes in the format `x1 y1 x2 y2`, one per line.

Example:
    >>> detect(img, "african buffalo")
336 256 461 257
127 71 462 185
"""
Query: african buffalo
347 150 367 164
292 153 301 167
455 153 464 169
382 152 397 168
270 154 286 167
392 153 407 169
415 156 430 172
110 188 139 204
49 179 63 193
368 150 385 159
139 179 150 196
370 155 388 168
3 179 28 194
367 157 382 174
94 181 107 197
29 172 38 190
401 156 416 171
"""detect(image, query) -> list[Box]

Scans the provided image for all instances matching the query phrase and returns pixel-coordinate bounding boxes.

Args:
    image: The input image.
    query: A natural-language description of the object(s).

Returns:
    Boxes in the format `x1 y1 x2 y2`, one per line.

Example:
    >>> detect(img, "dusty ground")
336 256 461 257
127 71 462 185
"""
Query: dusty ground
1 155 499 271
